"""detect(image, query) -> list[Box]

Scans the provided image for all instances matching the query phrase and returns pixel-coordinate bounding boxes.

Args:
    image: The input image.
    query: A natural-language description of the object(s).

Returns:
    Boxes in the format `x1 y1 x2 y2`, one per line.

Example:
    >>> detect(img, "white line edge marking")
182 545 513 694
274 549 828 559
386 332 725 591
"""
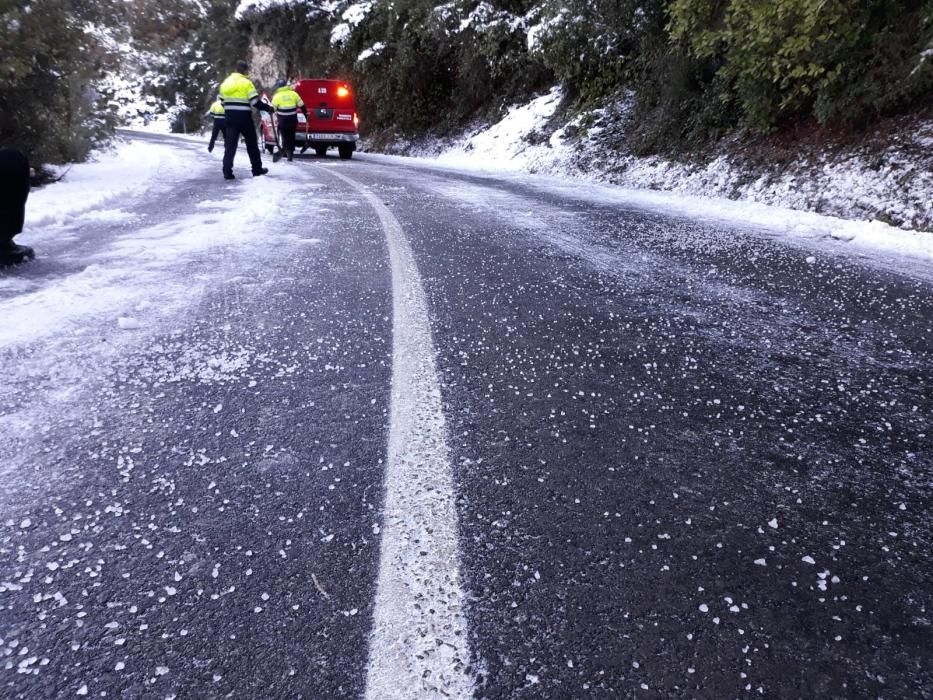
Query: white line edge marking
322 167 475 699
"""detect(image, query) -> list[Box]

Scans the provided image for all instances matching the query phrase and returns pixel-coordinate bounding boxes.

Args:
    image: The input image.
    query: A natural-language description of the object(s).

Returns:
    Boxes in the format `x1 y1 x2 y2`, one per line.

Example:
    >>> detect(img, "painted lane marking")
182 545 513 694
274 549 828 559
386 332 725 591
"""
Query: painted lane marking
321 167 474 699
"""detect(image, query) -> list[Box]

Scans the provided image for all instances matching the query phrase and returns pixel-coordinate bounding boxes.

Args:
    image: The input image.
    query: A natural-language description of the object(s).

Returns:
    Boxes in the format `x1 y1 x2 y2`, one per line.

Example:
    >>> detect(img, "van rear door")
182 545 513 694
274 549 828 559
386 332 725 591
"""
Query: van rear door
296 80 357 134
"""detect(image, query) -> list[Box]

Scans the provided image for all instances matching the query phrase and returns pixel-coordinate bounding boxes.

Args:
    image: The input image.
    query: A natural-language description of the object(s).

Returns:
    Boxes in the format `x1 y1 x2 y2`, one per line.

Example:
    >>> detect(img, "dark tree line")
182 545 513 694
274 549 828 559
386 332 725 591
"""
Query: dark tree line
242 0 933 153
0 0 118 169
0 0 247 171
2 0 931 169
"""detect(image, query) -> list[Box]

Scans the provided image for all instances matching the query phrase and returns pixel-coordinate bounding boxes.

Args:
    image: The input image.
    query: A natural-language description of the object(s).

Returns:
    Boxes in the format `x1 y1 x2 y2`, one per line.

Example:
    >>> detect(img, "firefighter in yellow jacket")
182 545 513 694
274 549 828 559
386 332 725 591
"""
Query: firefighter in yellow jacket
217 60 274 179
206 99 225 153
270 79 308 162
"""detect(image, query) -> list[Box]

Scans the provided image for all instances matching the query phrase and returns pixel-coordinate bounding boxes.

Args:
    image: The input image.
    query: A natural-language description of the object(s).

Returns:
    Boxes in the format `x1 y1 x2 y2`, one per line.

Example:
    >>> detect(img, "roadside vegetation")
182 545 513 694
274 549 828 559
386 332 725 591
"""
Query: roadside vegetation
240 0 933 153
2 0 931 170
0 0 119 171
0 0 245 173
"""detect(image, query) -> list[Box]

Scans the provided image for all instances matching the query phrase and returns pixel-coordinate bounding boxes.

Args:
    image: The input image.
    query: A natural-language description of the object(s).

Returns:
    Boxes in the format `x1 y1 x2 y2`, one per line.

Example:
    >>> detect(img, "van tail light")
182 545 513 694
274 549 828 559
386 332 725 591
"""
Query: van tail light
337 86 350 98
354 113 360 128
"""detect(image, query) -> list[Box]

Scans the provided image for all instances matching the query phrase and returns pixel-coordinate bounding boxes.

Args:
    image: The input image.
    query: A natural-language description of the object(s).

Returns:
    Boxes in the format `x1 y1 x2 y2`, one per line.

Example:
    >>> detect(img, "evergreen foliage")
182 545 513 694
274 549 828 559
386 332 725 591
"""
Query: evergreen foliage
667 0 933 131
0 0 118 168
124 0 249 133
238 0 931 151
3 0 932 166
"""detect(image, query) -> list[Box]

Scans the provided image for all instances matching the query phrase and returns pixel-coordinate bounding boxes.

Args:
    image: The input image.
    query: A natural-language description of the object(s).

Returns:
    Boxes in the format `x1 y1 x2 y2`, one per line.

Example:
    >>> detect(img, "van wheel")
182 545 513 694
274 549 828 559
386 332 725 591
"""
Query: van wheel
338 145 353 160
314 146 327 157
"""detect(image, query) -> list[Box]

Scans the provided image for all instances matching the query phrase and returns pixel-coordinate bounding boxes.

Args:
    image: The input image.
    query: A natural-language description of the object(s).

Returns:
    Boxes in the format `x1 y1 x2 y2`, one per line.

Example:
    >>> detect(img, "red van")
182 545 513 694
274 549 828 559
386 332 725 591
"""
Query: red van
261 79 360 159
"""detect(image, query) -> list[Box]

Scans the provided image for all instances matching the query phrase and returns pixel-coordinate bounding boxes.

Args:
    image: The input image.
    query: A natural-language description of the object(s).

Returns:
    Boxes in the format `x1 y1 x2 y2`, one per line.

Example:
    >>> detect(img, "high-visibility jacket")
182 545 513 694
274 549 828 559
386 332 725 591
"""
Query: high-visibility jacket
209 100 225 119
271 86 304 117
218 72 259 113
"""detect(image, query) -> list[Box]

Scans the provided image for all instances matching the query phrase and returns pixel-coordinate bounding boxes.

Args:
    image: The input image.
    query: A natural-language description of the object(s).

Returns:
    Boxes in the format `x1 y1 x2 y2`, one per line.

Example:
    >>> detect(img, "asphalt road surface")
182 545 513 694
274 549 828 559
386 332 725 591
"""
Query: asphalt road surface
1 133 930 699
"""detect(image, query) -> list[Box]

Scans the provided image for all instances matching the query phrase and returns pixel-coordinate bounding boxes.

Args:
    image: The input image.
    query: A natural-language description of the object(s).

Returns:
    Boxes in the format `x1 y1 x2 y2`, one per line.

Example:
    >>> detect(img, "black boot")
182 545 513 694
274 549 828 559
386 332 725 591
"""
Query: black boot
224 171 235 180
0 241 35 265
252 168 268 177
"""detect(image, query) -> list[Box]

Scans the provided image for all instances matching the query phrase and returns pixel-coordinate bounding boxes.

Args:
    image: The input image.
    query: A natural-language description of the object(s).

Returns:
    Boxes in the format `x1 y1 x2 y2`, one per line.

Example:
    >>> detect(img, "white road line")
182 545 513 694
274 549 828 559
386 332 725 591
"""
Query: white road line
322 167 475 699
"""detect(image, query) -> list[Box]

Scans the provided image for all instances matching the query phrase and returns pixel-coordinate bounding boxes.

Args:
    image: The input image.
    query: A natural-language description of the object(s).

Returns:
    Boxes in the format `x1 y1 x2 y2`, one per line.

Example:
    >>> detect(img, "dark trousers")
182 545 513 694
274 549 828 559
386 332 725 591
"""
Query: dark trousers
0 148 30 243
278 115 298 155
209 117 225 150
222 111 263 175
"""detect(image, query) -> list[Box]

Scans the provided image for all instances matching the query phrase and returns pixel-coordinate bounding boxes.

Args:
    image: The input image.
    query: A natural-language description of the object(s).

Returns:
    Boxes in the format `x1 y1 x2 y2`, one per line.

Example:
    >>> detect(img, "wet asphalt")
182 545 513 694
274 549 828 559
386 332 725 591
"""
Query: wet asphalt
1 134 931 698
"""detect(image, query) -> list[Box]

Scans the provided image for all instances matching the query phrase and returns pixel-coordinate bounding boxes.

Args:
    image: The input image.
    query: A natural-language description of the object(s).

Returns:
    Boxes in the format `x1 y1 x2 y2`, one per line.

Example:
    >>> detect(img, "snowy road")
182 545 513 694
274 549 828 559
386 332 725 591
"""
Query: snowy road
1 132 931 698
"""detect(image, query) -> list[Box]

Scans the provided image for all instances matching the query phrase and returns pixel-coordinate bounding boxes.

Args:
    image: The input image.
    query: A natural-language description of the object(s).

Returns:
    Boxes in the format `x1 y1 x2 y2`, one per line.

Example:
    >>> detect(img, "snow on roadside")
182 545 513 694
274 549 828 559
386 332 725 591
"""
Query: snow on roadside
4 140 290 351
26 139 176 233
361 157 933 274
388 88 933 270
429 86 564 172
537 176 933 269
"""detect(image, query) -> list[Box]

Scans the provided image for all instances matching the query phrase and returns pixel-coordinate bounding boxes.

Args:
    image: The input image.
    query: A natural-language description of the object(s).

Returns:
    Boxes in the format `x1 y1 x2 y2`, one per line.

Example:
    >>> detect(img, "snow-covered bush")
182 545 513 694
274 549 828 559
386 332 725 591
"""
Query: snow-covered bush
0 0 118 169
122 0 250 133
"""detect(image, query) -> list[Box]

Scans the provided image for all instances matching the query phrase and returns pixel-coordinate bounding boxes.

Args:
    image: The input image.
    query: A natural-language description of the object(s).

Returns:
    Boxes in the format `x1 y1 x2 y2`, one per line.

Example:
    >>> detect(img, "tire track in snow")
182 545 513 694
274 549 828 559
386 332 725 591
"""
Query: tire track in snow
319 167 474 698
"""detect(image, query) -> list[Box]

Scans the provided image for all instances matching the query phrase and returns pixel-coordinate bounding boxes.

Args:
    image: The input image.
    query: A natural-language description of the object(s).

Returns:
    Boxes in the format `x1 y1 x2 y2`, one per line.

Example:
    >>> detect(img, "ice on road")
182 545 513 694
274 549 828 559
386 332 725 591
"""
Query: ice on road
0 133 930 699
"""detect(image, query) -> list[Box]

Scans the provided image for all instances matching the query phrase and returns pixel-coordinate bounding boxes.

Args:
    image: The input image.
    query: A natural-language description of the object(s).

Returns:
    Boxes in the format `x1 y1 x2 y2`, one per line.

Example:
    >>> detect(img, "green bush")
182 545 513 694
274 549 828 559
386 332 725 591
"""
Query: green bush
345 1 460 133
532 0 650 104
668 0 933 131
626 40 738 155
0 0 116 167
451 10 551 121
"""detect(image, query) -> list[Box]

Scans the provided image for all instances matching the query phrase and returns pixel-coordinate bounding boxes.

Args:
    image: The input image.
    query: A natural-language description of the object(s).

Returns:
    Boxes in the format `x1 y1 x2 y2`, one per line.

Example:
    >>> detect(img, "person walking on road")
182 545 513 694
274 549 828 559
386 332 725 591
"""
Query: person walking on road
218 60 274 180
206 99 225 153
270 79 307 162
0 148 35 265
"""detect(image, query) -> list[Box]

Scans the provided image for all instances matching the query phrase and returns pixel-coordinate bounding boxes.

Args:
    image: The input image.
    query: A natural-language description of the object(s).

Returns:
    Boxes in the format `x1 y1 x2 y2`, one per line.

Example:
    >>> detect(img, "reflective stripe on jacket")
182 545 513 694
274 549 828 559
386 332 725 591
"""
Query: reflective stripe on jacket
271 87 304 116
218 72 259 112
209 100 225 119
